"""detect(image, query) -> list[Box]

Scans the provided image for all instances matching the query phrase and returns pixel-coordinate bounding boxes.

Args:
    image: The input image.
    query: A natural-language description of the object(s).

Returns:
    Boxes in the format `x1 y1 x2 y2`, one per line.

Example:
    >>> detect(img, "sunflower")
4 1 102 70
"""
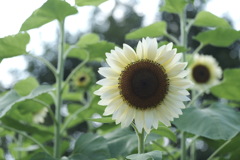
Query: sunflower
71 67 95 90
188 54 222 92
94 38 191 133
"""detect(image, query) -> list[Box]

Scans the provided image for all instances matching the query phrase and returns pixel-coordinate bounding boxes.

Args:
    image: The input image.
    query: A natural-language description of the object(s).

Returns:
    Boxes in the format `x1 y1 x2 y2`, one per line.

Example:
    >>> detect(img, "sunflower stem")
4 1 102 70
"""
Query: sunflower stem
54 19 65 158
180 11 187 62
137 129 145 154
181 131 186 160
131 123 145 154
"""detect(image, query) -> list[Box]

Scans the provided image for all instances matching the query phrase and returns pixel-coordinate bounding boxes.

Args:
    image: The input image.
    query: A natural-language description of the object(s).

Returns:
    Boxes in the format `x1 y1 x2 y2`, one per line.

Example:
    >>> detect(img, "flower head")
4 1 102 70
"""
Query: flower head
71 67 95 90
33 107 48 124
188 54 222 92
95 38 191 133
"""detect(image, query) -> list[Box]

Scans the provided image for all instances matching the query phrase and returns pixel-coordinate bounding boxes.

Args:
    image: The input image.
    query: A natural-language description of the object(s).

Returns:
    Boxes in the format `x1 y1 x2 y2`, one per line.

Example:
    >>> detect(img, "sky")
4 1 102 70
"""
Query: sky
0 0 240 88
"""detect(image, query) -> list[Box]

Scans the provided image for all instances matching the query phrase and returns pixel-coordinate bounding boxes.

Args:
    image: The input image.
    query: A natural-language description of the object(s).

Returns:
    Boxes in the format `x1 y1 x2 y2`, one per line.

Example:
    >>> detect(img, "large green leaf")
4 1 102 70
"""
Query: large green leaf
104 128 160 158
211 69 240 101
126 151 162 160
173 103 240 140
72 133 111 160
0 85 54 118
75 0 108 6
194 28 240 47
0 32 30 59
13 77 39 96
1 116 53 137
126 22 167 40
161 0 187 14
152 126 177 142
193 11 230 28
30 152 56 160
20 0 78 31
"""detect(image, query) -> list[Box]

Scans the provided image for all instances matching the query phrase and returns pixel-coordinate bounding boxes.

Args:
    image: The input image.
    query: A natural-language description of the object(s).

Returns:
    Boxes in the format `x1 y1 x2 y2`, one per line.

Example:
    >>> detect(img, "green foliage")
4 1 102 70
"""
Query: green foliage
75 0 108 6
30 152 56 160
13 77 39 96
152 126 177 142
211 69 240 101
88 117 115 123
173 103 240 140
0 85 54 118
67 33 115 61
193 11 230 28
0 32 30 60
194 27 240 47
161 0 187 14
126 150 162 160
126 22 167 39
20 0 78 31
72 133 111 160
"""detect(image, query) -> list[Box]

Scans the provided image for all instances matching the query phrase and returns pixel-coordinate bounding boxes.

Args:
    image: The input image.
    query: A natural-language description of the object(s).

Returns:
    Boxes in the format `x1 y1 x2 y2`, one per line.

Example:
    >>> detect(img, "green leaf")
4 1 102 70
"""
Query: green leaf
85 41 115 61
211 69 240 101
75 0 108 6
161 0 187 14
193 11 230 28
126 22 167 40
20 0 78 31
1 116 53 137
152 126 177 142
194 28 240 47
126 151 162 160
13 77 39 96
77 33 100 47
30 152 56 160
72 133 111 160
88 117 115 123
104 128 137 157
0 85 54 118
173 103 240 140
0 32 30 59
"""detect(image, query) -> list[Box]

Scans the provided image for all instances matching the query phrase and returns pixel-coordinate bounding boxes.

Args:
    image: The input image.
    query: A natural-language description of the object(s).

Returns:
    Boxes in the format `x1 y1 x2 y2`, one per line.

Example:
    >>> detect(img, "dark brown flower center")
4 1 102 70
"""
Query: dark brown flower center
79 76 86 82
118 60 169 110
192 64 210 83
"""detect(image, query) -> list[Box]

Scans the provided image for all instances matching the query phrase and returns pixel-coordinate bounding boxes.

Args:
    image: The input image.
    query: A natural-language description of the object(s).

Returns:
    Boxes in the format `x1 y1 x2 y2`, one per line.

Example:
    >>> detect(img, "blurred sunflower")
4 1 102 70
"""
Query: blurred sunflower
188 54 222 92
71 67 95 90
33 107 48 124
94 38 191 133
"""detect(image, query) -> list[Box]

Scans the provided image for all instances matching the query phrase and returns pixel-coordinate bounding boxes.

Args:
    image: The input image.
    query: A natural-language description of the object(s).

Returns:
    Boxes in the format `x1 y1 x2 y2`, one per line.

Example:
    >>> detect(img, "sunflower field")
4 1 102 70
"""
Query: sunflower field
0 0 240 160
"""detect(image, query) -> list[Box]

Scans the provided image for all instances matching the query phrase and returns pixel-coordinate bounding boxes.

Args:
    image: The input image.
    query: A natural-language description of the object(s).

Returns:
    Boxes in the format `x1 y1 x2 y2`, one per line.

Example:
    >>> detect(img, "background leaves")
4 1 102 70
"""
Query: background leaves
0 32 30 60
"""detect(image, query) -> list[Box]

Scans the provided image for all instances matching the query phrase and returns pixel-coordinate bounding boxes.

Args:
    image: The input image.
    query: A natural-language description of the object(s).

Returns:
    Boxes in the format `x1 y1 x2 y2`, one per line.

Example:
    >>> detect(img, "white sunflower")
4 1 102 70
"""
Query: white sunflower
188 54 222 92
94 38 192 133
33 107 48 124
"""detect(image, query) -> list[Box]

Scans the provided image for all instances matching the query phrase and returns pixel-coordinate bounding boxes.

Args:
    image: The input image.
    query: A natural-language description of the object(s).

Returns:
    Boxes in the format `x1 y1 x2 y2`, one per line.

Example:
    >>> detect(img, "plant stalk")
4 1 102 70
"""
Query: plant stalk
131 124 145 154
54 19 65 158
181 131 186 160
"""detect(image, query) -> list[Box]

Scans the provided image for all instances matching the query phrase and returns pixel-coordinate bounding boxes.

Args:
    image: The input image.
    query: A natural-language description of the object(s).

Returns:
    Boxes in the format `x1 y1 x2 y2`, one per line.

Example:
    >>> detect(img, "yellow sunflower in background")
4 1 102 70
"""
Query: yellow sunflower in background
71 67 95 90
188 54 222 92
95 38 192 133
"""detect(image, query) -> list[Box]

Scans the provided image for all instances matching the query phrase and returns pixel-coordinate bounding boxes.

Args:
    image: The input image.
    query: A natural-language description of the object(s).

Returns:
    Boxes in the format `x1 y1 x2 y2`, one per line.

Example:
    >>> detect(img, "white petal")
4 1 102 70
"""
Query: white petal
96 78 118 86
136 41 144 59
144 110 154 130
167 62 187 77
106 58 123 72
123 44 137 61
146 38 158 60
121 107 135 127
156 107 171 126
135 110 144 132
103 98 122 115
98 67 119 78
